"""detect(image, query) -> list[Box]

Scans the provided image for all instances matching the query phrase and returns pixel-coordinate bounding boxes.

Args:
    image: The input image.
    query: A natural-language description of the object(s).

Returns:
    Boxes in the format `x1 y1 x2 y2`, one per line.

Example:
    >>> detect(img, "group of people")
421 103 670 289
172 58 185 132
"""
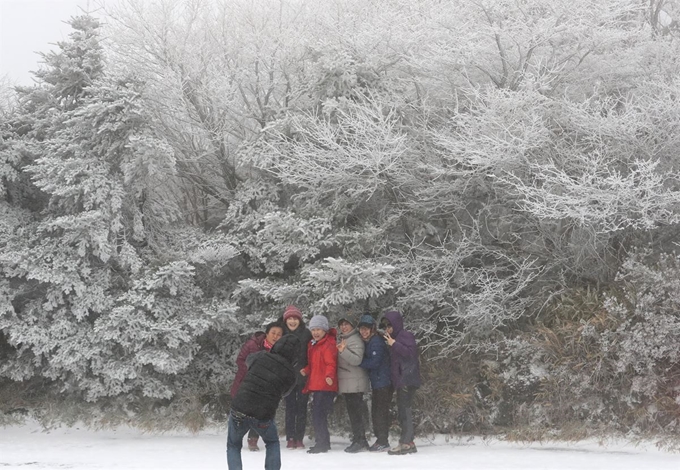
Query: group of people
226 306 422 470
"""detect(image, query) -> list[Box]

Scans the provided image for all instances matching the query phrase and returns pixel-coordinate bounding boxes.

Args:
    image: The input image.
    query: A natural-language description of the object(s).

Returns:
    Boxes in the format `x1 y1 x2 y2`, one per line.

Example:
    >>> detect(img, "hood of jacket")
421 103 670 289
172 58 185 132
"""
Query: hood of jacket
271 334 300 365
338 326 361 341
383 310 404 337
250 331 266 345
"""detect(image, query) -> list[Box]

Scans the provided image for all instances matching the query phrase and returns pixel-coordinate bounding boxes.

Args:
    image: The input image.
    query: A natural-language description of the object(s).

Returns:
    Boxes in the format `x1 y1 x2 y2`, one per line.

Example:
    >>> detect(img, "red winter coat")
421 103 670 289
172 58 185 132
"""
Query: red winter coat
230 331 267 398
302 328 338 393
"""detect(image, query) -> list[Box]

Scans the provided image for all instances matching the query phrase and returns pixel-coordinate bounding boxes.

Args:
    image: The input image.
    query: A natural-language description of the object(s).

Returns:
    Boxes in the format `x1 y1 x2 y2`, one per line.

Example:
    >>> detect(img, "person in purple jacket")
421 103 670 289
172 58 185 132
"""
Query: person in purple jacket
380 310 421 455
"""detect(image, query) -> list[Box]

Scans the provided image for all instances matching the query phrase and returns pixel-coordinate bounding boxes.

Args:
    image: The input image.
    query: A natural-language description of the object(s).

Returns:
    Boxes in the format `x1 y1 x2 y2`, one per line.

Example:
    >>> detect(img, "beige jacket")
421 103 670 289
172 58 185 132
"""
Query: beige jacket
337 328 370 393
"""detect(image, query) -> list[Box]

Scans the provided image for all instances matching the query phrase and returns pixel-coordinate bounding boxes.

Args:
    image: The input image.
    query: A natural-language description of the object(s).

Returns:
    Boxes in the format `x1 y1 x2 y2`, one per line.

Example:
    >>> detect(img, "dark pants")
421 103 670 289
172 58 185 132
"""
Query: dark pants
396 386 417 444
284 384 309 441
226 410 280 470
371 386 393 445
344 392 367 444
310 391 336 449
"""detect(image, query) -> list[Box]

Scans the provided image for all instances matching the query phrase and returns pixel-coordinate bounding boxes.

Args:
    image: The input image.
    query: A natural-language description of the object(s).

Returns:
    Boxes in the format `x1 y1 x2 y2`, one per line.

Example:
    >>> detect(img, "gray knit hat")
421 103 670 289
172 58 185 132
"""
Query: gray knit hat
308 315 329 332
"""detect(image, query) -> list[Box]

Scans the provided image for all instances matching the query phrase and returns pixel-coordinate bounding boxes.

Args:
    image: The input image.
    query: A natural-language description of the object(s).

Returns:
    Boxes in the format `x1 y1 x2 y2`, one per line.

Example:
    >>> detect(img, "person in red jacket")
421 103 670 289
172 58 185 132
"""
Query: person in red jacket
300 315 338 454
230 321 284 451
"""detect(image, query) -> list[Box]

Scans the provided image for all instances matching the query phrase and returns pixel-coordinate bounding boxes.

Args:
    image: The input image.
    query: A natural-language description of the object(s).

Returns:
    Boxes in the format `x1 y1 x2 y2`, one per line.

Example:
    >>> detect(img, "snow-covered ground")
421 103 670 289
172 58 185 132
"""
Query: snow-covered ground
1 422 679 469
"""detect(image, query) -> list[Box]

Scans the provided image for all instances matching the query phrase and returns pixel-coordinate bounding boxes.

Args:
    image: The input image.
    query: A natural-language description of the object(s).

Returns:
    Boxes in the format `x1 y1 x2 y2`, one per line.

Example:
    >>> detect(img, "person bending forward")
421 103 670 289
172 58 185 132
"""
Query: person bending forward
227 334 299 470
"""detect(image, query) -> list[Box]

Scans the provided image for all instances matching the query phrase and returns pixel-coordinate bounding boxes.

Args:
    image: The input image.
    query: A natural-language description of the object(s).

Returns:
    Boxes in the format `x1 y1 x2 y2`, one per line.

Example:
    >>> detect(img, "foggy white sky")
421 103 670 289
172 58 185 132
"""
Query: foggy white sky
0 0 100 85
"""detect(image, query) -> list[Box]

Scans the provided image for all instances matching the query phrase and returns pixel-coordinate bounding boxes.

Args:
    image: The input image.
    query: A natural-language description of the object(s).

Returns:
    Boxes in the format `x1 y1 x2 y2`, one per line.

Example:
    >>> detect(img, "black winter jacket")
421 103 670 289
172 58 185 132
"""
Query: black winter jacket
283 322 312 388
230 334 300 420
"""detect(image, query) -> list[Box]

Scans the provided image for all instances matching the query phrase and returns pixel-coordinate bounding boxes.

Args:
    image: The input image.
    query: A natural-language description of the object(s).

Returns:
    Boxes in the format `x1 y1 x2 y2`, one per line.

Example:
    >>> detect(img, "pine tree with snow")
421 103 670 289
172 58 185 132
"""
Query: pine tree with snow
0 15 234 414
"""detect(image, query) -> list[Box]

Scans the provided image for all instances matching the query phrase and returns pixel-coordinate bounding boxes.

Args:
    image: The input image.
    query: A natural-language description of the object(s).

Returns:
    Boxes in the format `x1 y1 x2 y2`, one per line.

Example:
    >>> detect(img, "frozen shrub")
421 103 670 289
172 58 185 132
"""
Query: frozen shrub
601 251 680 429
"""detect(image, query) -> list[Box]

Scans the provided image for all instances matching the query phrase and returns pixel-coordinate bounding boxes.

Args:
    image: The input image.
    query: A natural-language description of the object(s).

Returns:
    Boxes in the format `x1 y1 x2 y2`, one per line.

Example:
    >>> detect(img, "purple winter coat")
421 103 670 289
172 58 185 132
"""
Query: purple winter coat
383 311 421 389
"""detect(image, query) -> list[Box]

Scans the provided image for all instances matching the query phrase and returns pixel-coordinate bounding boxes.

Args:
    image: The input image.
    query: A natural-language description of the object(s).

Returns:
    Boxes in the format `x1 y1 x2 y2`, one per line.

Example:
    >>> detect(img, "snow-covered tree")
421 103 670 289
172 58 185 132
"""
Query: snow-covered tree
0 16 236 412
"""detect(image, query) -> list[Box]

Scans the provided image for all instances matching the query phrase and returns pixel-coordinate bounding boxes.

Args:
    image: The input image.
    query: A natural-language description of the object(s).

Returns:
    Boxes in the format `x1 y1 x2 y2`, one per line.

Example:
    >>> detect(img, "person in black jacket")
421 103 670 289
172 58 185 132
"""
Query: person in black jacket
280 305 313 449
230 322 284 452
227 334 300 470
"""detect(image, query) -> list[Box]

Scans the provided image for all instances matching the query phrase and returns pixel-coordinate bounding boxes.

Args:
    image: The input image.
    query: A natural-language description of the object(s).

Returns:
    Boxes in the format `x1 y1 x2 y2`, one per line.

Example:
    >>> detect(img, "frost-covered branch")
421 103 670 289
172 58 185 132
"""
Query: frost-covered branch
256 96 411 205
498 157 680 233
